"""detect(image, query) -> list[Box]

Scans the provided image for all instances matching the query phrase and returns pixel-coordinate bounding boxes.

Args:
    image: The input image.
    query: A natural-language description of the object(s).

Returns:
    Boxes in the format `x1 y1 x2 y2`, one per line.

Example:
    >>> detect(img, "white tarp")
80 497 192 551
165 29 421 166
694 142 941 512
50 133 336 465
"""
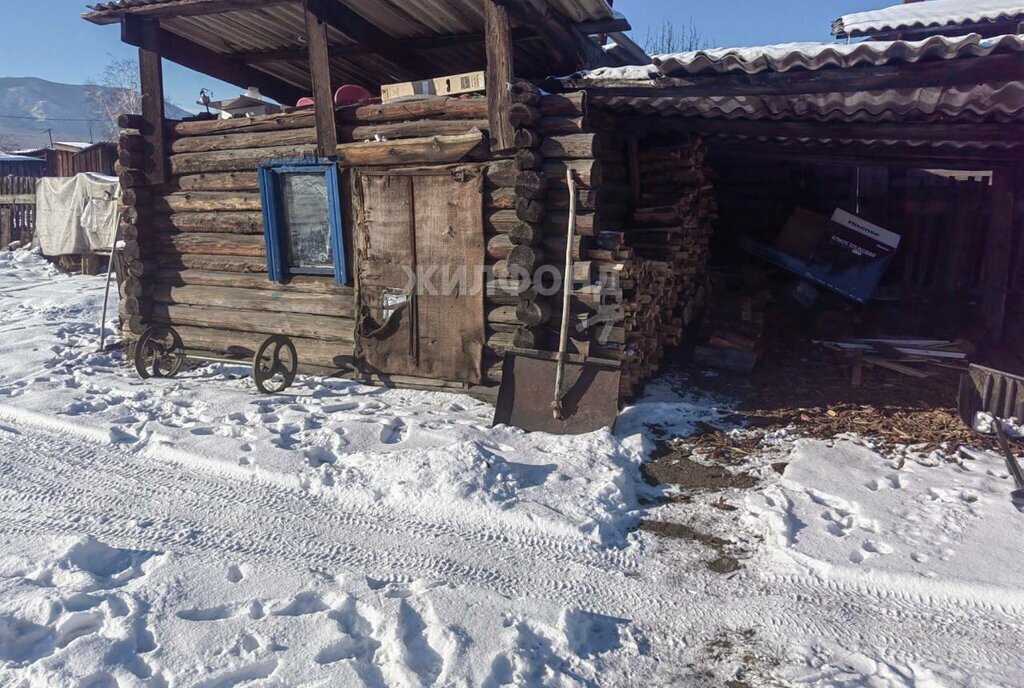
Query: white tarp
34 173 120 256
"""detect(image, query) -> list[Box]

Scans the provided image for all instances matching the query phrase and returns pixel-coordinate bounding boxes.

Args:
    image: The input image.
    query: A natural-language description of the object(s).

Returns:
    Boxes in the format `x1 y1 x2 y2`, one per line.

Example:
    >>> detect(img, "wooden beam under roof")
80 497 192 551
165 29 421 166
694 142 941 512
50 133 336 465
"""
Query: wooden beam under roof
83 0 295 25
494 0 615 74
230 16 632 64
121 15 307 105
305 0 446 80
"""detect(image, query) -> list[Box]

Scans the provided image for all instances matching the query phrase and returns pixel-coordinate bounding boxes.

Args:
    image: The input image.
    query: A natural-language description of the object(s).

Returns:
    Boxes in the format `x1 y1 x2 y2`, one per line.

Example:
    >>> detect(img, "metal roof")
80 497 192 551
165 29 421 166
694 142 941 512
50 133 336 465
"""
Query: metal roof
833 0 1024 38
584 33 1024 78
82 0 633 98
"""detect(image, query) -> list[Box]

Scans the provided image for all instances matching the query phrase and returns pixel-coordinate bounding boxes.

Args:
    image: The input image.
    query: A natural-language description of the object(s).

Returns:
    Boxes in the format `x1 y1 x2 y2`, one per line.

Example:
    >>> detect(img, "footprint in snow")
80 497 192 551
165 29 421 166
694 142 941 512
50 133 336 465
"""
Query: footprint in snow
380 419 409 445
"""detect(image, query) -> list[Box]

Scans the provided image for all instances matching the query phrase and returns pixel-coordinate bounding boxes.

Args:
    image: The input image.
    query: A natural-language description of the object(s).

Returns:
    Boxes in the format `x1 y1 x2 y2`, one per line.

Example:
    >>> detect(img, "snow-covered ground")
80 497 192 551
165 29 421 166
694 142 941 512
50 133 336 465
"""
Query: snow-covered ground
0 249 1022 687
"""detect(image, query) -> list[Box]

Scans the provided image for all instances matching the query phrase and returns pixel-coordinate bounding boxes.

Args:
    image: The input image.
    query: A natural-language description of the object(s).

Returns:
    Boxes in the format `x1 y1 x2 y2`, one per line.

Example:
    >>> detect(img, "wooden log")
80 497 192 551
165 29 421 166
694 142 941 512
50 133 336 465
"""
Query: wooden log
539 116 587 135
487 328 541 354
487 234 518 260
153 192 262 213
508 103 541 129
149 284 355 318
516 199 545 224
544 210 596 236
150 303 355 342
170 172 260 193
514 129 541 149
544 160 602 189
118 113 150 132
509 81 542 106
155 232 266 257
508 221 542 246
540 133 604 160
516 300 551 326
156 253 268 273
486 187 517 210
119 170 150 189
487 305 520 325
170 144 318 175
342 119 488 142
169 128 317 154
516 149 543 171
506 245 541 273
153 211 265 234
335 132 486 166
153 269 352 295
168 111 314 138
539 92 586 117
515 171 548 200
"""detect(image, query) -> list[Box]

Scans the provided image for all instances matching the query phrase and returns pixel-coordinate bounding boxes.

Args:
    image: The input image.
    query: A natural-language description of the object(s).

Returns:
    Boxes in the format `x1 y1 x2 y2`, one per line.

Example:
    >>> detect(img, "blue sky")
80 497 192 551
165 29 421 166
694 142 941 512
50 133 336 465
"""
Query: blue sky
3 0 884 111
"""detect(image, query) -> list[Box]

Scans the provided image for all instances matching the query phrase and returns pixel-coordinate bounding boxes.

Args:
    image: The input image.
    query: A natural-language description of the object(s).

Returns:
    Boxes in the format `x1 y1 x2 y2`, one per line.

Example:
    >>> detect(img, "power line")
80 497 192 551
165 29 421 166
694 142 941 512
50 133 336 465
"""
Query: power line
0 114 108 123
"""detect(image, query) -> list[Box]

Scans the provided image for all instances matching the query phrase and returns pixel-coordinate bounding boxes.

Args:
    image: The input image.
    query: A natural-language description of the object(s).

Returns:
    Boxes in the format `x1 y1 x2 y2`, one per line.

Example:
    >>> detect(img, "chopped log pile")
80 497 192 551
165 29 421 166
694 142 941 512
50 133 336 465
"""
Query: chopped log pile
586 138 718 396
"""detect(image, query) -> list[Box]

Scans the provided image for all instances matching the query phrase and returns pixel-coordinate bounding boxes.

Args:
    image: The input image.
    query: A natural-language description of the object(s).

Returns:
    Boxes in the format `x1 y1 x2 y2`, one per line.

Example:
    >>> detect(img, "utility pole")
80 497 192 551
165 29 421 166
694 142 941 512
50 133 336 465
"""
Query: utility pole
43 128 54 148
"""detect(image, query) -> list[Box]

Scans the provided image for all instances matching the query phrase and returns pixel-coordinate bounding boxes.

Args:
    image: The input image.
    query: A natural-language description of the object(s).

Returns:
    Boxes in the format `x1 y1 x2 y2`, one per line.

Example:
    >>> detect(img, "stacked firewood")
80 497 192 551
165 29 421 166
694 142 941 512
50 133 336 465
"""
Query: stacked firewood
587 139 717 397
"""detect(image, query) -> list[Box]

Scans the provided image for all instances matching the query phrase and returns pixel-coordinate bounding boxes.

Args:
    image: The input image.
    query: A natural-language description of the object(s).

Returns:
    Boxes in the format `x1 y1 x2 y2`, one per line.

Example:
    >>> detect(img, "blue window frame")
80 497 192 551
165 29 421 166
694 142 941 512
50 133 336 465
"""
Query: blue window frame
258 159 349 285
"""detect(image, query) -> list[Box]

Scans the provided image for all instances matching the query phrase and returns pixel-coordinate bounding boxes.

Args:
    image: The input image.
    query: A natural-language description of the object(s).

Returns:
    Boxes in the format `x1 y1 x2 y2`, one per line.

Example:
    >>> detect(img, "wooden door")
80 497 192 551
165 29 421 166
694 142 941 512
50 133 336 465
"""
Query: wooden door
355 167 485 384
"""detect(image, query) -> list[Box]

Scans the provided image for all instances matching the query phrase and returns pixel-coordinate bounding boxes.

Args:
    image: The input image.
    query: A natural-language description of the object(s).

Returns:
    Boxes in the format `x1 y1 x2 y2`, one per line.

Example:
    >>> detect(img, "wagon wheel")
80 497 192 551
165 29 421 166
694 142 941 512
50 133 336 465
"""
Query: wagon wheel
253 335 298 394
134 325 185 380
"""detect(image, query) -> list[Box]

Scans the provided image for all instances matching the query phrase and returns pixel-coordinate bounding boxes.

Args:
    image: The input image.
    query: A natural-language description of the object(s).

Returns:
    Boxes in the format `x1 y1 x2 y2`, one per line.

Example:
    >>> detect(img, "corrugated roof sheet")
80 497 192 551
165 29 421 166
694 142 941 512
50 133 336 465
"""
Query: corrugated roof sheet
591 82 1024 124
583 33 1024 79
82 0 629 95
833 0 1024 38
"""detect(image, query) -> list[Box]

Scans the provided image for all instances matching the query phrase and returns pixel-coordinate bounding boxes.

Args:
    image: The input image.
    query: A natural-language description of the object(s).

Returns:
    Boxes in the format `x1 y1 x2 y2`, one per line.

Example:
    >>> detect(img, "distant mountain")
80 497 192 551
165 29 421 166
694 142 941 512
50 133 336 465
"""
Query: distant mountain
0 77 191 150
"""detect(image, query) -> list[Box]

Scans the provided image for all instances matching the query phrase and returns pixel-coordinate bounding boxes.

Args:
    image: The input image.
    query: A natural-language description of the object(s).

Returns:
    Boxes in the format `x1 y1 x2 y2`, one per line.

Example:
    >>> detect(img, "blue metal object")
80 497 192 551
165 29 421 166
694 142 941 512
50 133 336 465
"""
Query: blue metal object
258 158 348 285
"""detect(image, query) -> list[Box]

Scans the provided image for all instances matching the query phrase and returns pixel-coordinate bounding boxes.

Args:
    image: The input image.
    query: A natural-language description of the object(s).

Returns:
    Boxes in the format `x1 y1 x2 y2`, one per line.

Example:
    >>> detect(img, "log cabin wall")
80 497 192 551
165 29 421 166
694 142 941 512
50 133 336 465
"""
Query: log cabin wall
116 94 580 396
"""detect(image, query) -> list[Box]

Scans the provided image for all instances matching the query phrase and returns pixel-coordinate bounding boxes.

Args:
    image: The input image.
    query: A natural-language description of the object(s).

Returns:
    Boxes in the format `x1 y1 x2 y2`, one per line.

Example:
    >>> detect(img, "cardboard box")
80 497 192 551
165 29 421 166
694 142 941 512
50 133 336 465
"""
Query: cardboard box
433 71 486 97
380 79 436 103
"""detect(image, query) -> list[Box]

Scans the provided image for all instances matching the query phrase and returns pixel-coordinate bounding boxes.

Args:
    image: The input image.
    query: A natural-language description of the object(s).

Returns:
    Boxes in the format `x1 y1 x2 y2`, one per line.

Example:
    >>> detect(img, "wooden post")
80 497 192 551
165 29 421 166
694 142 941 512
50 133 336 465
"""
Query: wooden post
982 168 1017 339
304 0 338 158
484 0 515 153
134 18 167 186
0 208 10 249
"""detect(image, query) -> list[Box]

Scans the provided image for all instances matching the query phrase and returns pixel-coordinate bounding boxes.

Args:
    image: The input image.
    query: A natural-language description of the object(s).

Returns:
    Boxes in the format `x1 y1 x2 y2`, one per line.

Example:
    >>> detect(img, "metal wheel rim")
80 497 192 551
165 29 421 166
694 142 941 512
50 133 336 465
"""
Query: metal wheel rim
253 336 298 394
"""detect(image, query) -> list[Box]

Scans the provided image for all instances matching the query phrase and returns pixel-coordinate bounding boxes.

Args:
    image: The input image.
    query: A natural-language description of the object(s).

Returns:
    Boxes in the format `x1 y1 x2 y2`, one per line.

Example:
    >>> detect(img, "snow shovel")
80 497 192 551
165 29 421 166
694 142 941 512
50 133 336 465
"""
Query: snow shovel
958 364 1024 507
995 421 1024 509
493 170 622 435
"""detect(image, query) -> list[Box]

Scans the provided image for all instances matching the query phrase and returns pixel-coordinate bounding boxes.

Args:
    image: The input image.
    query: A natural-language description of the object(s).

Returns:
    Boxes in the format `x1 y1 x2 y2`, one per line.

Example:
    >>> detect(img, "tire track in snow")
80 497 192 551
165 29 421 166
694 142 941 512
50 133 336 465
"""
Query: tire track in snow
1 419 1022 678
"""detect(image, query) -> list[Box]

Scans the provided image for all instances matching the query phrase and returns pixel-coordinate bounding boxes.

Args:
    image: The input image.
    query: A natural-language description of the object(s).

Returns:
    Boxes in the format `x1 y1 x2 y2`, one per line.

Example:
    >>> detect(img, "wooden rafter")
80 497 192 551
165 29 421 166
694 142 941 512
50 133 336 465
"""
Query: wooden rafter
305 0 445 80
121 15 306 105
230 17 632 64
494 0 613 74
84 0 294 25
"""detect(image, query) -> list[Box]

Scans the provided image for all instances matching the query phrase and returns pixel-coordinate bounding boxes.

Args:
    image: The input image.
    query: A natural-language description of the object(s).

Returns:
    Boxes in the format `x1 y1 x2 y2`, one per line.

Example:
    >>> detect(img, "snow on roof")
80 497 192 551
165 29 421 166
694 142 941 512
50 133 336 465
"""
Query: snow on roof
0 153 45 163
834 0 1024 37
581 33 1024 79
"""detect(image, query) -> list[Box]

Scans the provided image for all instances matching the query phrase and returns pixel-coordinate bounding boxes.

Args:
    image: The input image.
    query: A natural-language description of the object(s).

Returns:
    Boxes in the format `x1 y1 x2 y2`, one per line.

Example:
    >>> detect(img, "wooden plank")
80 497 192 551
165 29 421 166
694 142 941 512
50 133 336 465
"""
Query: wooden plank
335 133 485 167
485 0 516 153
497 0 612 72
0 195 35 205
149 284 356 318
304 0 339 158
150 303 355 342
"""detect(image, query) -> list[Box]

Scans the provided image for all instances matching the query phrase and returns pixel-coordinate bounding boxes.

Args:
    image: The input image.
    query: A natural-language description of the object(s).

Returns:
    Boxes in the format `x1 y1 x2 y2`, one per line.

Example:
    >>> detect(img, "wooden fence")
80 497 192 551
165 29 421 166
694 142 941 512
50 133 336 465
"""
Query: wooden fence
0 177 38 247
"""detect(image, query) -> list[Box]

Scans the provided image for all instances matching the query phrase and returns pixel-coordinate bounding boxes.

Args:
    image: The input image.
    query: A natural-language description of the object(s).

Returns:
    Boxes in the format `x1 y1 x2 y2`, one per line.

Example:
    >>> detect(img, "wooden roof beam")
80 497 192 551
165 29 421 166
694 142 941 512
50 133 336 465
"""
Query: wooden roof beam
305 0 446 80
121 15 307 106
232 16 631 65
493 0 614 74
84 0 296 26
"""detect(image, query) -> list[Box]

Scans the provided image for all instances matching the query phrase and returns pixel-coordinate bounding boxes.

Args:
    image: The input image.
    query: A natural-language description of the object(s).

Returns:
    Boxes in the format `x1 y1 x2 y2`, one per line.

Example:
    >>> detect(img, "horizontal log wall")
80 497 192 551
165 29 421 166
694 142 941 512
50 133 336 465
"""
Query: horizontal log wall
127 97 537 397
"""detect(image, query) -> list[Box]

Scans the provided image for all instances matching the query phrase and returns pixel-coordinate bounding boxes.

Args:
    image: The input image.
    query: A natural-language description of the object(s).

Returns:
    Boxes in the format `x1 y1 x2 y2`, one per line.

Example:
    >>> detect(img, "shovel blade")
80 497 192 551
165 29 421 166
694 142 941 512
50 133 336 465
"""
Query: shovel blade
494 350 621 435
958 364 1024 428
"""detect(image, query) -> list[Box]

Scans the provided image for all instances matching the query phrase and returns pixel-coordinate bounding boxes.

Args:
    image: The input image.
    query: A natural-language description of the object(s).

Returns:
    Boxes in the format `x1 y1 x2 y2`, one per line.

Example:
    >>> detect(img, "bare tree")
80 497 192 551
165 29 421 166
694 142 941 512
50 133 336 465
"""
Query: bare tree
643 19 710 56
87 57 143 141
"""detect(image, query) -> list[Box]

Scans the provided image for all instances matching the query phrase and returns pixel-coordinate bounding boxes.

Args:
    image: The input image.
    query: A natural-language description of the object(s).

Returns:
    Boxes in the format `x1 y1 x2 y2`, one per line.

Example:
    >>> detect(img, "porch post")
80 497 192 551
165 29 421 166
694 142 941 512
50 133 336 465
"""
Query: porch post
484 0 516 153
982 168 1017 339
304 0 339 158
131 17 167 185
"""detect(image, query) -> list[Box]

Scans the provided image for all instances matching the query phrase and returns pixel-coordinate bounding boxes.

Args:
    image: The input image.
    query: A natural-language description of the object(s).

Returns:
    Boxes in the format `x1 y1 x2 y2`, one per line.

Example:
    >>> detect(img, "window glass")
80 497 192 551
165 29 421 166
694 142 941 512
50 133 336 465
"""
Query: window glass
278 172 332 272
